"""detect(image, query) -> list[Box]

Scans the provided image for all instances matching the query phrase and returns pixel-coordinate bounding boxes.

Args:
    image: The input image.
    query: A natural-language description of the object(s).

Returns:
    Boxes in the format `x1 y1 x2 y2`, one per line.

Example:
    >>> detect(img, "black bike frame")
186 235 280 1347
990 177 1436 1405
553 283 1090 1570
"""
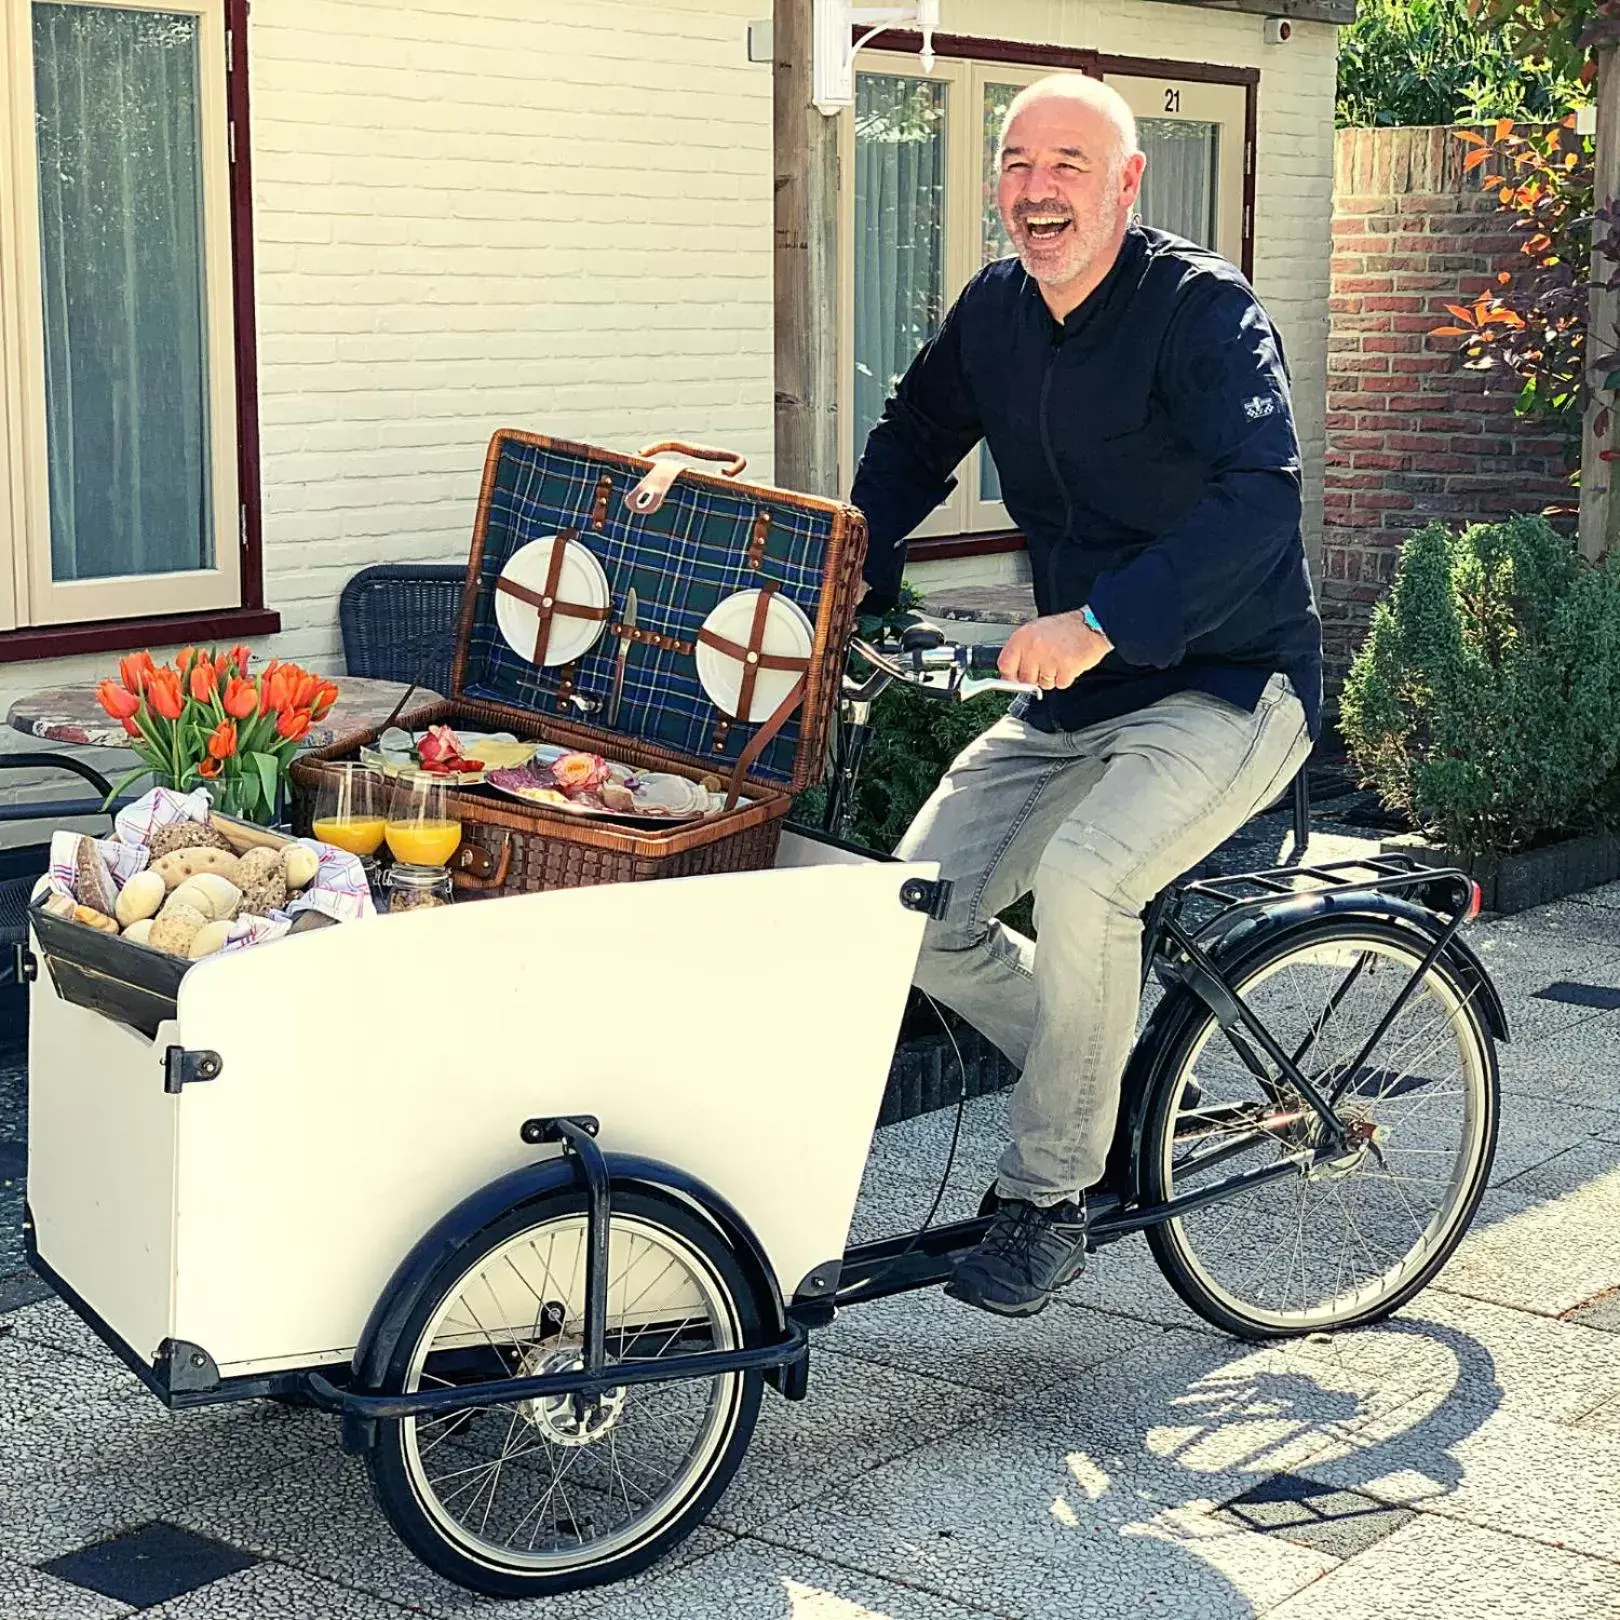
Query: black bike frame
831 853 1477 1308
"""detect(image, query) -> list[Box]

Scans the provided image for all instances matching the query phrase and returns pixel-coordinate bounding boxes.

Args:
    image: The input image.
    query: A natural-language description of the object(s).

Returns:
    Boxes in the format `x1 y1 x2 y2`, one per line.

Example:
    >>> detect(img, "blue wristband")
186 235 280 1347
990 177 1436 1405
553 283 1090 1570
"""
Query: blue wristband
1080 604 1105 637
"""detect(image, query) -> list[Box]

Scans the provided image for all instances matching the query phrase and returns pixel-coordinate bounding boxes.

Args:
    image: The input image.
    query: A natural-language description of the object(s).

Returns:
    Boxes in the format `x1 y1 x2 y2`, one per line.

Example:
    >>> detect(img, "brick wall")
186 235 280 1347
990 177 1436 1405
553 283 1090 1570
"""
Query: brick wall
1324 125 1575 687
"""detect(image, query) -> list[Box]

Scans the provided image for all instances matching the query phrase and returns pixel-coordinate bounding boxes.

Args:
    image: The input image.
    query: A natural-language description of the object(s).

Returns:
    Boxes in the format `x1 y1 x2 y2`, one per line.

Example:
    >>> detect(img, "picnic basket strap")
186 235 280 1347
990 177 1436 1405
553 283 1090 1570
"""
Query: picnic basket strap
451 829 514 891
730 581 779 733
723 673 807 813
746 510 771 570
534 530 568 666
692 628 807 672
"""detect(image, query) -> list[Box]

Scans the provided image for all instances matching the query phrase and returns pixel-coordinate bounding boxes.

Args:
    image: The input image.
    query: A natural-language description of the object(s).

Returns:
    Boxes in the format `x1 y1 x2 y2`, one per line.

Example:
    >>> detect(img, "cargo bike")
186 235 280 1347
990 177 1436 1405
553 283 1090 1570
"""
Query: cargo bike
20 437 1505 1601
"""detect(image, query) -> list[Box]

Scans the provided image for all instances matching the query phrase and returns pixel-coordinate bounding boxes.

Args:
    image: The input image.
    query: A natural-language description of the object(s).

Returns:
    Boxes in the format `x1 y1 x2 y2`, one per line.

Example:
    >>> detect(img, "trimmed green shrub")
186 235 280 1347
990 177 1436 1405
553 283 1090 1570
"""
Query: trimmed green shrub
1340 515 1620 858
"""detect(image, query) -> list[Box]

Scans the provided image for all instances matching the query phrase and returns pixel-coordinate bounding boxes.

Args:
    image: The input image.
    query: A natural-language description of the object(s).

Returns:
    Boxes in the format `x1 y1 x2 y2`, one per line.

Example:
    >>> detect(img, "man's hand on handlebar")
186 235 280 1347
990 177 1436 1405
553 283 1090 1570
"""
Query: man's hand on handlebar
844 627 1045 706
997 610 1112 692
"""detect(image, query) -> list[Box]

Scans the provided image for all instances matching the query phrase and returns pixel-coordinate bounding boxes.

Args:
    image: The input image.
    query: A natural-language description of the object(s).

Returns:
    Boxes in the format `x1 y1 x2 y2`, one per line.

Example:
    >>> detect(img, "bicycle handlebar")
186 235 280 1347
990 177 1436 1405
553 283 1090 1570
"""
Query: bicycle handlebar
843 634 1044 706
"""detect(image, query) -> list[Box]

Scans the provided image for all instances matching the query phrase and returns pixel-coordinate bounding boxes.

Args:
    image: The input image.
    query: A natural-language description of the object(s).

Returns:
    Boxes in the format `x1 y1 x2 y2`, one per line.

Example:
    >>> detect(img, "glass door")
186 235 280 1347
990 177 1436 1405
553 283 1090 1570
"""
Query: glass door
840 53 961 538
1102 74 1247 264
967 64 1047 530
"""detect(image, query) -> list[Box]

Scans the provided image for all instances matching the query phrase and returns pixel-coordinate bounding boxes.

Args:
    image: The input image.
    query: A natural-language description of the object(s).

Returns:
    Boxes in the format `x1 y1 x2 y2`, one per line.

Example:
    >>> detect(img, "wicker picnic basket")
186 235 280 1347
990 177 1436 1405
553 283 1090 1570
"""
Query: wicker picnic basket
290 431 867 897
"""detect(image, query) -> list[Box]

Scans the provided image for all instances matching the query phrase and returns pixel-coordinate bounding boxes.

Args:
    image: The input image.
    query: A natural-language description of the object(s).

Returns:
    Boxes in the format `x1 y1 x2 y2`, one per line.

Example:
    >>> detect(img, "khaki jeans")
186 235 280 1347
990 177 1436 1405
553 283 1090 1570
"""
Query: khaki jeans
895 674 1312 1205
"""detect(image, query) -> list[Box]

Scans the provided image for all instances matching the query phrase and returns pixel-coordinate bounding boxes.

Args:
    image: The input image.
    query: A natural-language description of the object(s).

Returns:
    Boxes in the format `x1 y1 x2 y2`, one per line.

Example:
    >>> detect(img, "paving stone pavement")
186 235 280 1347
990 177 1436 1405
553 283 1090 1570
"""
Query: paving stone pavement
3 835 1620 1617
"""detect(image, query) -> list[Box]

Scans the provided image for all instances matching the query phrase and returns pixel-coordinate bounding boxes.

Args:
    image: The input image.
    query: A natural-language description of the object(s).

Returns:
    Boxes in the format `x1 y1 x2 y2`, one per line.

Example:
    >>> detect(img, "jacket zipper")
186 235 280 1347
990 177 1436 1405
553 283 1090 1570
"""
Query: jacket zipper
1038 340 1073 604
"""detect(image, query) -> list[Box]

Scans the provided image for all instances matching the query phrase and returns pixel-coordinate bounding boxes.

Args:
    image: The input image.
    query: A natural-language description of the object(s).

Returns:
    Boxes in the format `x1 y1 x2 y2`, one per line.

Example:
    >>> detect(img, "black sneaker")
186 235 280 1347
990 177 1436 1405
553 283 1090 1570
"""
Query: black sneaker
945 1195 1088 1317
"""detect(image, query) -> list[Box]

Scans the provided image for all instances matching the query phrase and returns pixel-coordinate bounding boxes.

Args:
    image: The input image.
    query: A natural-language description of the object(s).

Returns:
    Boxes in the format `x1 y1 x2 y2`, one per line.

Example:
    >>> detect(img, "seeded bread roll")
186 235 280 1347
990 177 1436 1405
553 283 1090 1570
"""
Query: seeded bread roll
235 847 287 915
147 820 234 860
148 902 208 956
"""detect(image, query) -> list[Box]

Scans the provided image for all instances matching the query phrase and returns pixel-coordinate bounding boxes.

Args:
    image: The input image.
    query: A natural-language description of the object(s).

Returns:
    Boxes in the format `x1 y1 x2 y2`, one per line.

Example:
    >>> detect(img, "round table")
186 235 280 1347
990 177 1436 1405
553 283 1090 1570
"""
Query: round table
7 675 441 754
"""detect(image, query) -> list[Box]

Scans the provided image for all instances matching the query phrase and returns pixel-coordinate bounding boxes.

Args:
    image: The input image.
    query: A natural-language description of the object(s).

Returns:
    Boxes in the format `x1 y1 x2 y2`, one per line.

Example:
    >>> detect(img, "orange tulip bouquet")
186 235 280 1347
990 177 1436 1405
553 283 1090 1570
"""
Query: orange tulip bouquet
96 646 338 825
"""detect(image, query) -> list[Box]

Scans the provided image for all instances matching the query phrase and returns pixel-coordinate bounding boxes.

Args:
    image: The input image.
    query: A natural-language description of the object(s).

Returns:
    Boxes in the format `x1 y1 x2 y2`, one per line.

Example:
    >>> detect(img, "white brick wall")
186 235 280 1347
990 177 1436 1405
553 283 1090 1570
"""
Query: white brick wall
0 0 1337 814
0 0 775 741
249 0 776 671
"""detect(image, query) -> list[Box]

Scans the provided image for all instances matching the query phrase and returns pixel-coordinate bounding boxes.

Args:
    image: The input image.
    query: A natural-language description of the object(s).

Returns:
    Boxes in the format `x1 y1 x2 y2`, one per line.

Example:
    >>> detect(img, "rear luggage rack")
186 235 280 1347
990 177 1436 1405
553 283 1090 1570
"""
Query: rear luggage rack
1175 854 1475 928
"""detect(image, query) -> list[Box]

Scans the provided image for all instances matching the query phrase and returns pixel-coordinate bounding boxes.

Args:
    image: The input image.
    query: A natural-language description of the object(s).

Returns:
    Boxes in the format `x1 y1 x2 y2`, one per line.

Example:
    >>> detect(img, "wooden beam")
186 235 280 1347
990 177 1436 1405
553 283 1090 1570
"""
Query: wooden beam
773 0 840 496
1147 0 1358 26
1581 46 1620 563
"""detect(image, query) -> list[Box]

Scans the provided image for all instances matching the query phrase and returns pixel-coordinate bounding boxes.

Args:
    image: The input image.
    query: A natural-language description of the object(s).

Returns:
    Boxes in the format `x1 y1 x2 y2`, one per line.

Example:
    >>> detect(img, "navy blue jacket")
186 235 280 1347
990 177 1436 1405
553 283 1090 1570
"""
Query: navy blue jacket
851 223 1324 737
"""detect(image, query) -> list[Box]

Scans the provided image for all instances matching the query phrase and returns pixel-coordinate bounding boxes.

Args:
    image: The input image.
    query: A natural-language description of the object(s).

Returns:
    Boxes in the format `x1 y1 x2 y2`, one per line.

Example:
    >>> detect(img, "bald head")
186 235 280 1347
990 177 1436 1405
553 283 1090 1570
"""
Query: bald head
1000 75 1139 170
995 73 1146 317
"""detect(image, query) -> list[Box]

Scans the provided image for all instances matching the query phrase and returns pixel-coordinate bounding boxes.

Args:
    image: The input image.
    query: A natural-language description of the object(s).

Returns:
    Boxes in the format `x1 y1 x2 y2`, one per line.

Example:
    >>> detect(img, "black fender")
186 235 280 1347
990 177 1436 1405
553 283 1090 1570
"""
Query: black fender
1103 887 1509 1198
344 1150 788 1450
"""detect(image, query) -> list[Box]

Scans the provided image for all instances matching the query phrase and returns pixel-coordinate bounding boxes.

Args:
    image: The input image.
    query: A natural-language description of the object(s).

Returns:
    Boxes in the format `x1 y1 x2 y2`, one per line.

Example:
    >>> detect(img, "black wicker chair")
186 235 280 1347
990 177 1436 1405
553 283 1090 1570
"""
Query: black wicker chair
0 753 117 987
338 563 465 696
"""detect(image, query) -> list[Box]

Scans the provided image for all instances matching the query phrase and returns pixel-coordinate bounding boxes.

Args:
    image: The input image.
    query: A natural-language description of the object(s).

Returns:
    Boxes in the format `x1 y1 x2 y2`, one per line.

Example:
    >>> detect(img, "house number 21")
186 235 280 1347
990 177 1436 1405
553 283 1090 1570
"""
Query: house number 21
1164 88 1181 113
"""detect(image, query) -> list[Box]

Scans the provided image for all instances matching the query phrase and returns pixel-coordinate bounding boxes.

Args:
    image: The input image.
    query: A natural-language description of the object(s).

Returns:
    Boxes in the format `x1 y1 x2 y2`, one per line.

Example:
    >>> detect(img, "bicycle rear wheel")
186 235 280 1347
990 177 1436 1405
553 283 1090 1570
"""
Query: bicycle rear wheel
1141 916 1498 1339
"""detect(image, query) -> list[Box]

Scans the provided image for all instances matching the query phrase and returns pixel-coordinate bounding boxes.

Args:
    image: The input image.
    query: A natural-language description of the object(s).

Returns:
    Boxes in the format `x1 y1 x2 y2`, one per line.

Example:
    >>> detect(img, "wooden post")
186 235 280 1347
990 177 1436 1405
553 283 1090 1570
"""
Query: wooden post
773 1 840 496
1580 45 1620 562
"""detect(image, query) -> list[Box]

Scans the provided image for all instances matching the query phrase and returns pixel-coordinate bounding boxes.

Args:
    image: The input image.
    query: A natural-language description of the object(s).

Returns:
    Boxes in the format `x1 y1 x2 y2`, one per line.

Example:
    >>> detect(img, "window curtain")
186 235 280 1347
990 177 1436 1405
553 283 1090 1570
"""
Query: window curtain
852 74 947 471
1136 119 1219 249
32 3 213 583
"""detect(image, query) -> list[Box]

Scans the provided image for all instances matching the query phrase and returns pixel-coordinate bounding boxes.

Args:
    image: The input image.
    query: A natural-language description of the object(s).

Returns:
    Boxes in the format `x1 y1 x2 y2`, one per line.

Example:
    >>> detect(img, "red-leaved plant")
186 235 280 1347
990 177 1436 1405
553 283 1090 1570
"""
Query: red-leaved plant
1430 115 1605 473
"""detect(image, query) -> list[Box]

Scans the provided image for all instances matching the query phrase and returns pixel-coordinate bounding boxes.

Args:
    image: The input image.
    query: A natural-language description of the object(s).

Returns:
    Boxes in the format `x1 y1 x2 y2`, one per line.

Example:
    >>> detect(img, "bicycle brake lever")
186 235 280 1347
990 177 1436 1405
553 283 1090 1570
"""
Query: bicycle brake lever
959 675 1045 702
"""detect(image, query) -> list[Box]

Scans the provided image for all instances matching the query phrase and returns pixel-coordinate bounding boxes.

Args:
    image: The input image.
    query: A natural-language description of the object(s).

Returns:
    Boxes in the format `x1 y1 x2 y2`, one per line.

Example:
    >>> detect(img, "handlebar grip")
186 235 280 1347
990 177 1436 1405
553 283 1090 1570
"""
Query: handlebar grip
967 643 1005 673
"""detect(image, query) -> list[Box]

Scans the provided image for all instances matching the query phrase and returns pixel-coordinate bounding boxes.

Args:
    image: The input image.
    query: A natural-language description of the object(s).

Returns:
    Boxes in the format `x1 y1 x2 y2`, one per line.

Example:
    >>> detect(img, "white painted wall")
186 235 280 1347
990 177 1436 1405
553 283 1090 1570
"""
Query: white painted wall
0 0 777 819
245 0 776 670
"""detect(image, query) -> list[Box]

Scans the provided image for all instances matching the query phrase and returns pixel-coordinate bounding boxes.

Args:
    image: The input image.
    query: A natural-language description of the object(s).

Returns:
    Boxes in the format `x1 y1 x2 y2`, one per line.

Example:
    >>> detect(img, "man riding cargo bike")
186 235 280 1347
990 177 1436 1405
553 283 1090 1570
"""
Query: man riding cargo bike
851 75 1326 1317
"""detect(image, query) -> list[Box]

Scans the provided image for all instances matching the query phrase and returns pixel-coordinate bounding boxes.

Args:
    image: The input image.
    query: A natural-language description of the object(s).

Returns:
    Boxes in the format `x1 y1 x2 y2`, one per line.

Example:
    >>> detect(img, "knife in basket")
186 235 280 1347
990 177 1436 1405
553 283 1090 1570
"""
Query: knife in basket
607 588 637 727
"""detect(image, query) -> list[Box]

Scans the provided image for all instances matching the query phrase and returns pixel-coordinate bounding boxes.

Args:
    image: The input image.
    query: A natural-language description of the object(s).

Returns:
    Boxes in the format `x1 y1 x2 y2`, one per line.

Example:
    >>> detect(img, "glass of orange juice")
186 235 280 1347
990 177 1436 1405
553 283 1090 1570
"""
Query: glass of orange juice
310 764 387 857
385 771 463 867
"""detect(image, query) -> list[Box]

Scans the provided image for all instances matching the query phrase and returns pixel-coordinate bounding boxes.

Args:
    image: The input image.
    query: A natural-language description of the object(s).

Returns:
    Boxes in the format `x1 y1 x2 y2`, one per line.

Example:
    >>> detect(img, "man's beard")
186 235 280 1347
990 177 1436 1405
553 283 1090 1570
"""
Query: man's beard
1007 189 1118 288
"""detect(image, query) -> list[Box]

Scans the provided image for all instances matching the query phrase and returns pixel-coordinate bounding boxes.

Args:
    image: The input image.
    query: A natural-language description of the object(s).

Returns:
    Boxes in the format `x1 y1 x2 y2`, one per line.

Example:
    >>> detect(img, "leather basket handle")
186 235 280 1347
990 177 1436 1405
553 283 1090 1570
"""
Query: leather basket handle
636 441 748 477
451 831 513 892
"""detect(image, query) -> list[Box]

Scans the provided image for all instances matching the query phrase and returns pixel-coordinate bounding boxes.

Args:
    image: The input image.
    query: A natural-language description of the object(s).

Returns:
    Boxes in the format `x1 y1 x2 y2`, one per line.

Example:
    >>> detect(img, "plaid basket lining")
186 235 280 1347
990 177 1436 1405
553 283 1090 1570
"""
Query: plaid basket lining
462 441 835 785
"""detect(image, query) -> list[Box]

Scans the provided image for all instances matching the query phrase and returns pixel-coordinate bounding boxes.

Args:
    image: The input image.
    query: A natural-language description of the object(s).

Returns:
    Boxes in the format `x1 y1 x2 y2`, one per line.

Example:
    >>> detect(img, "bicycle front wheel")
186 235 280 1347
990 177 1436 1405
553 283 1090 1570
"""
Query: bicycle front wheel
1141 916 1499 1339
366 1188 763 1598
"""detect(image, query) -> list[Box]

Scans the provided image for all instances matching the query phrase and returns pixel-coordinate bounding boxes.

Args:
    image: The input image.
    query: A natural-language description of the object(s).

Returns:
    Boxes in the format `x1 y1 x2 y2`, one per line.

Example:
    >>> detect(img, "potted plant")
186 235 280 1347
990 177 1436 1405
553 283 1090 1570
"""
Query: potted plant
95 645 339 826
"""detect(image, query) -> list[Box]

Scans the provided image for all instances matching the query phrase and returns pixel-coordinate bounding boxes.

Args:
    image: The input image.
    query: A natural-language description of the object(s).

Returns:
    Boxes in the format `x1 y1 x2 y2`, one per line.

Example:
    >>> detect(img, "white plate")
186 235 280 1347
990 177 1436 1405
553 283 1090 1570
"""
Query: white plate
493 535 610 667
695 589 815 723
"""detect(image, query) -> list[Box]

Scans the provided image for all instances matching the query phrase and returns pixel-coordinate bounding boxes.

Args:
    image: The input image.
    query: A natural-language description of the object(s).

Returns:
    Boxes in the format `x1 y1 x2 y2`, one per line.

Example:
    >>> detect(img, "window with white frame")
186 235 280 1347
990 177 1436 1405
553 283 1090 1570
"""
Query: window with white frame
839 51 1249 541
0 0 243 634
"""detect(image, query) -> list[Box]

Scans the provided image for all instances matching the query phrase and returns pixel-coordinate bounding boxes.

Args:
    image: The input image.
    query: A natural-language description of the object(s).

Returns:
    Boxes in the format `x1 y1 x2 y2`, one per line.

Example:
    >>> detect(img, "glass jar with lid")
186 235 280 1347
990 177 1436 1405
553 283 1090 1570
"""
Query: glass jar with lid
382 862 454 913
